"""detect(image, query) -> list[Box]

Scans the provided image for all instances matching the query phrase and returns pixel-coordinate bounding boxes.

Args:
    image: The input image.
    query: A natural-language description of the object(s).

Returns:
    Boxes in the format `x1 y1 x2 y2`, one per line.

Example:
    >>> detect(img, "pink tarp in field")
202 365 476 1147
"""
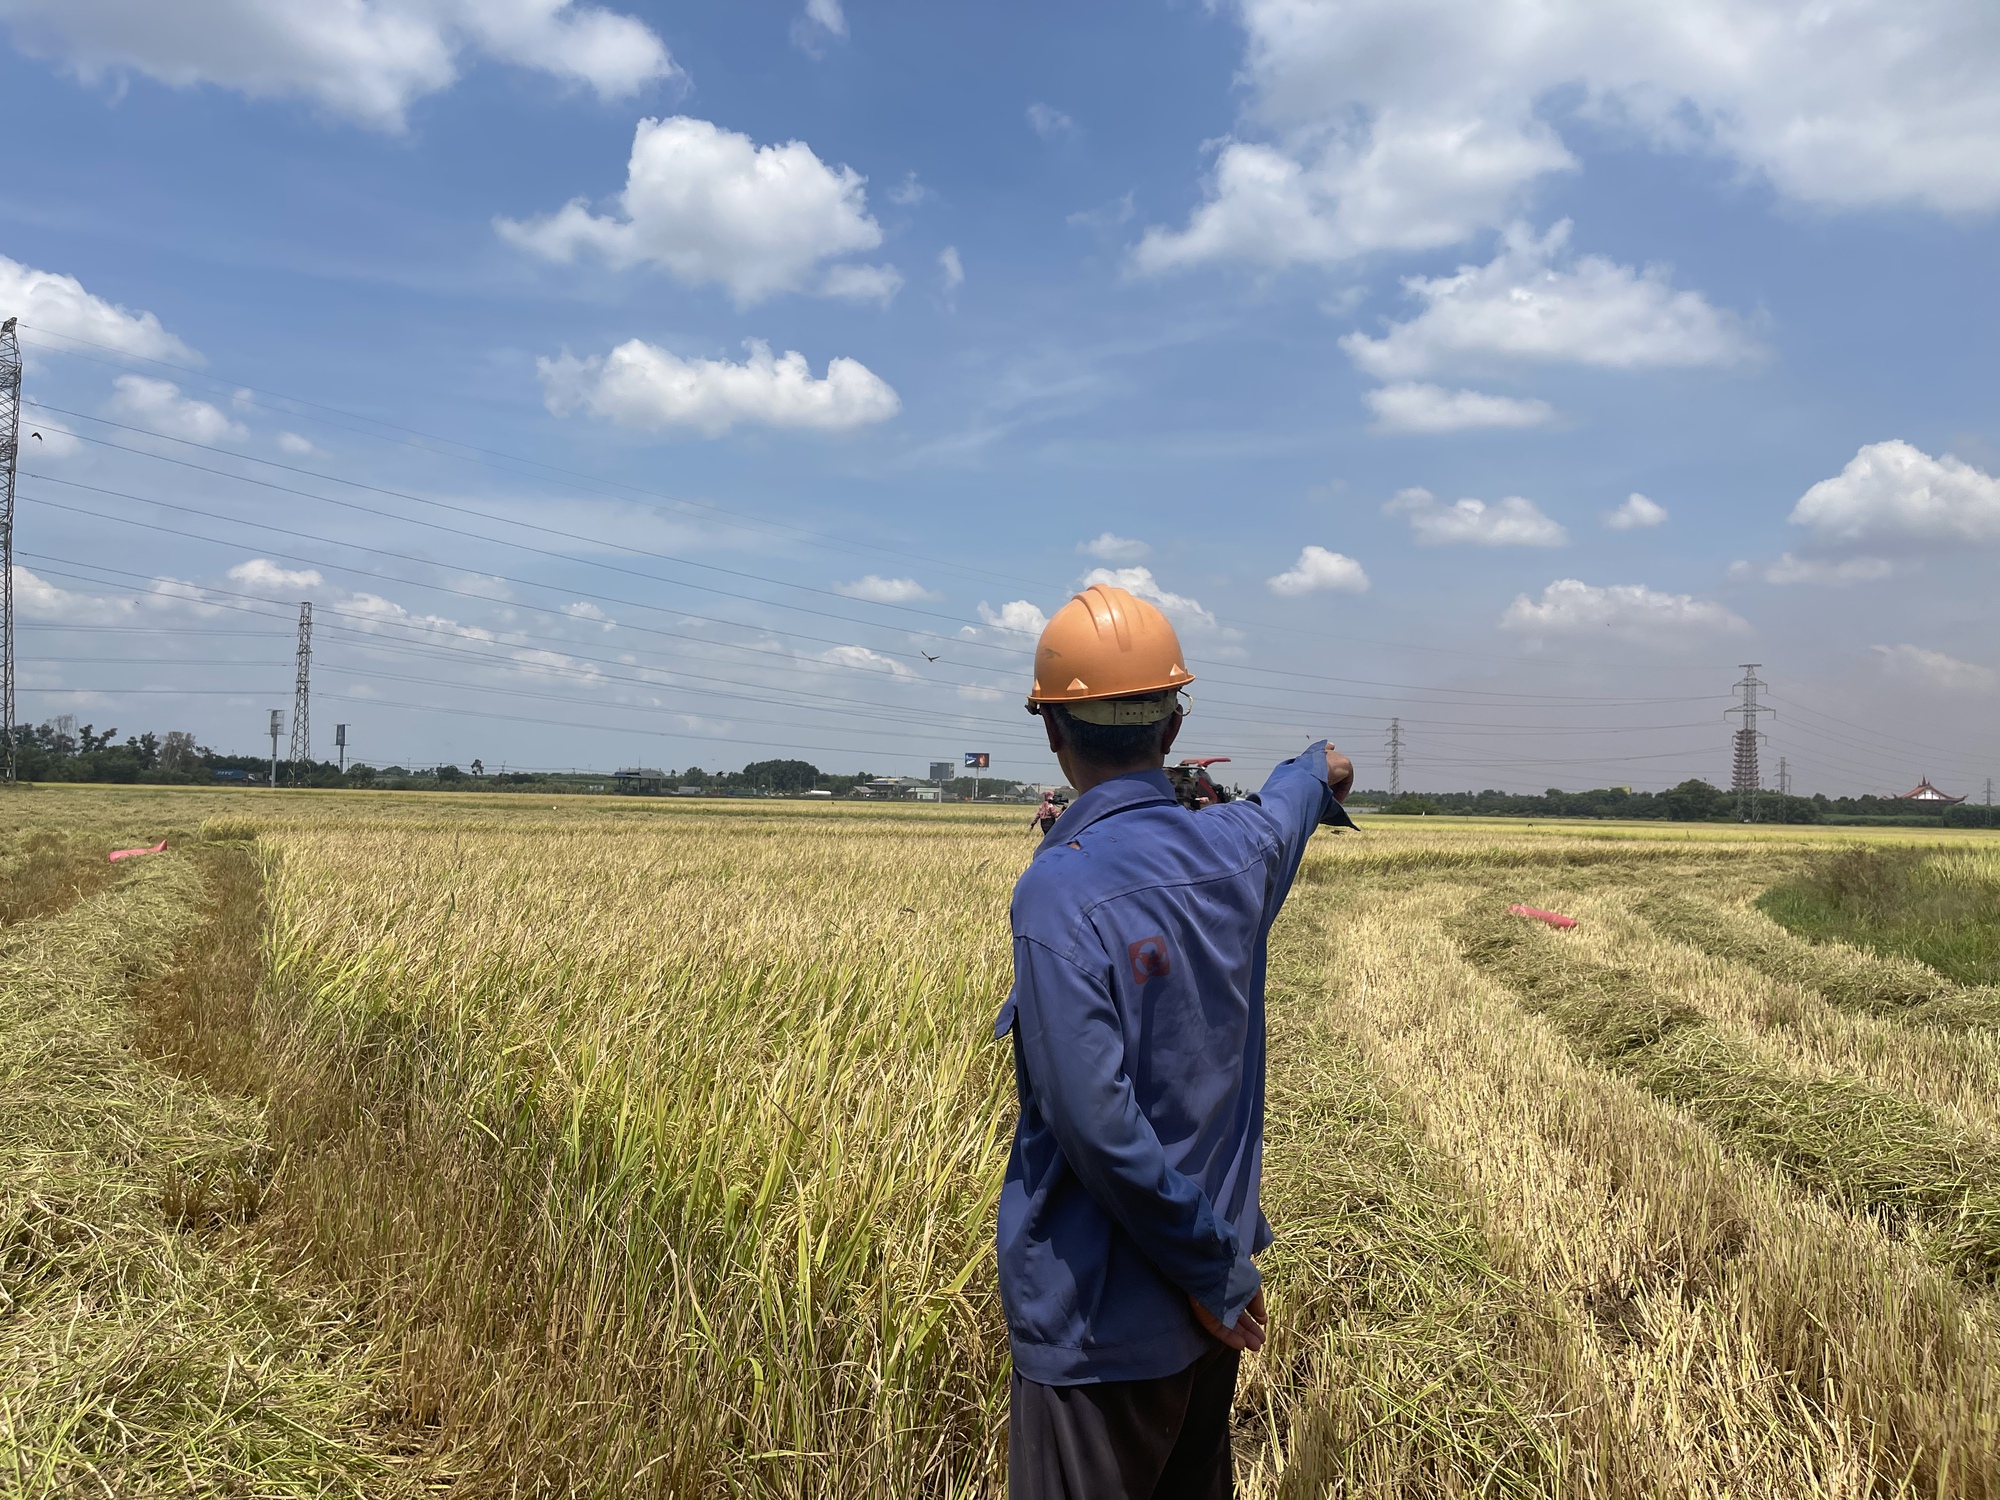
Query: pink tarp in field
1508 903 1577 929
109 839 167 863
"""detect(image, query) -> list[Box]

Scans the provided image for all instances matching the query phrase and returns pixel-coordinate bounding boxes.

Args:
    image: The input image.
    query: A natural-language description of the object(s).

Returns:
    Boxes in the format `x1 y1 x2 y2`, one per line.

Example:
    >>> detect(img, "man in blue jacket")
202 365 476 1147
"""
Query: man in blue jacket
997 583 1355 1499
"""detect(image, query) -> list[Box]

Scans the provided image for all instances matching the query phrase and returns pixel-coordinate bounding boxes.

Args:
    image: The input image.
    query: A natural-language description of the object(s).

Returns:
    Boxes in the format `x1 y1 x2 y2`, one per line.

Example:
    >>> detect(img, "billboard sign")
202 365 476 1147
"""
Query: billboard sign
964 752 990 769
929 761 954 783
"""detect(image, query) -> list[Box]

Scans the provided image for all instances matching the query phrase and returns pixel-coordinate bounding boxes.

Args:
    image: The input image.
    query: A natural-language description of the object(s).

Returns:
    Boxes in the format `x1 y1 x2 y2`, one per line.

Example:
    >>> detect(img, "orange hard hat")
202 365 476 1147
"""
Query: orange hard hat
1027 583 1194 711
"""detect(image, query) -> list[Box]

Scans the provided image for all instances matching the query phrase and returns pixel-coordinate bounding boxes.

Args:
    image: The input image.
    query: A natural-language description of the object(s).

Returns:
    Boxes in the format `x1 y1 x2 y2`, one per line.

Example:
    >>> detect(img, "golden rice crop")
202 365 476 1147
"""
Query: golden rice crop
7 785 2000 1496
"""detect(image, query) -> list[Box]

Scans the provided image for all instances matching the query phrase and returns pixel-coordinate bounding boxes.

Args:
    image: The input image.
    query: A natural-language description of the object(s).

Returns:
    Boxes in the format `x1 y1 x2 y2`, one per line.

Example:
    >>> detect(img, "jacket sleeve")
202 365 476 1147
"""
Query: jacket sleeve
1011 933 1262 1327
1254 740 1337 859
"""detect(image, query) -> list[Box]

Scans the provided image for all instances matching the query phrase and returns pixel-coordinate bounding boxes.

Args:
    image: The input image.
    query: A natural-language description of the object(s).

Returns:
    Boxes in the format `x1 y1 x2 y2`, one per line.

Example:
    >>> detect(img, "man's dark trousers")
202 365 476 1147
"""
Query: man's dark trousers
1008 1343 1239 1500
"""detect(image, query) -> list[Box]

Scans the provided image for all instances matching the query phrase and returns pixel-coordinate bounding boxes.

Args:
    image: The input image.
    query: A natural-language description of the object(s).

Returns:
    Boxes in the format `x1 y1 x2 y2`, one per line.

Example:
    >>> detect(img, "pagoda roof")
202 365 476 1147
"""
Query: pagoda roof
1895 778 1965 803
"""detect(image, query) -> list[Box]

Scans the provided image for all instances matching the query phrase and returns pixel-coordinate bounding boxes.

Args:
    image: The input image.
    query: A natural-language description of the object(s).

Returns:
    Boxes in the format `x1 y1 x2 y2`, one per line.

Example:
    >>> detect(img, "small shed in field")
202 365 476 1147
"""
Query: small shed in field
613 767 670 795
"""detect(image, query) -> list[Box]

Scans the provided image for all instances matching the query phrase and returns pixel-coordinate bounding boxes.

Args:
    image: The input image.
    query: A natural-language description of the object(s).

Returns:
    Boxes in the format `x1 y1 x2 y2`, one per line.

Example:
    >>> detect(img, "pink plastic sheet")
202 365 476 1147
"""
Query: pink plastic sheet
108 839 167 863
1508 903 1577 929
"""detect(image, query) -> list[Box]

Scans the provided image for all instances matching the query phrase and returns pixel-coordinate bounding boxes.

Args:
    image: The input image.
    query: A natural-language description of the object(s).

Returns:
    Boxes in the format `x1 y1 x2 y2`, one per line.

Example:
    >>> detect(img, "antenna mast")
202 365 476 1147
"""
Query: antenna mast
1386 717 1403 798
1725 664 1772 822
288 601 311 781
0 317 20 786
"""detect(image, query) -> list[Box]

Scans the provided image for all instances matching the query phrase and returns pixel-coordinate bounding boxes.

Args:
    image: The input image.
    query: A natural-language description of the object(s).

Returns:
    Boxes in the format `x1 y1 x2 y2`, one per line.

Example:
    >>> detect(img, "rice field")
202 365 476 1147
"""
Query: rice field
4 784 2000 1497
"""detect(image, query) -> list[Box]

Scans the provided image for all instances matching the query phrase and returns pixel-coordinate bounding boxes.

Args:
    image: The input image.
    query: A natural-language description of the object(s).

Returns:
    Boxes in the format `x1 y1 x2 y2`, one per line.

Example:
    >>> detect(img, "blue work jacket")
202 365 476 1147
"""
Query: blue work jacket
994 743 1346 1385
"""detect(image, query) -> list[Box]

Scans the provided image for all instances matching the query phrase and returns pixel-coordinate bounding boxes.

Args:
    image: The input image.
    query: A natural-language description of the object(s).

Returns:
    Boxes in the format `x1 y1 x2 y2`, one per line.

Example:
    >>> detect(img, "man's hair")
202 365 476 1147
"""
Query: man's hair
1048 703 1174 767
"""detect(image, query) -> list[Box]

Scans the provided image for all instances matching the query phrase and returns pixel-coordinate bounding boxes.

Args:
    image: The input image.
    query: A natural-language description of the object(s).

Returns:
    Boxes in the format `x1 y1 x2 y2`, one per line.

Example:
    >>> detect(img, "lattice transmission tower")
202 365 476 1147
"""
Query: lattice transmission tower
1725 664 1772 822
1386 717 1403 798
288 601 311 781
0 317 19 786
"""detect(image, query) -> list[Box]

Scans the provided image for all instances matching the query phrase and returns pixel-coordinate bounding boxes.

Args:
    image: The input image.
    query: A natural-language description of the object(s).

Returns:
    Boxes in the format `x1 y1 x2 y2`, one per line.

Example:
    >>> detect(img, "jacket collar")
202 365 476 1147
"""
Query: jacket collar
1042 768 1177 845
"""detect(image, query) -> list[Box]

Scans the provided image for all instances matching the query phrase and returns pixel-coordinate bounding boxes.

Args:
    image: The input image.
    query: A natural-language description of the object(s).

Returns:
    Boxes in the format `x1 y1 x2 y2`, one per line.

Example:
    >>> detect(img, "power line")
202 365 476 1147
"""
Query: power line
10 337 1741 673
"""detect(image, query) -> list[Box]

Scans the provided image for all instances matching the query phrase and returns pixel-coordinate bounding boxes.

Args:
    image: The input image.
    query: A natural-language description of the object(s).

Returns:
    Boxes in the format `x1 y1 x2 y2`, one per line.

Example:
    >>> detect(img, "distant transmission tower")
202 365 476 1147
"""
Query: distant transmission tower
1777 757 1791 796
0 317 19 786
288 601 312 781
1725 664 1772 822
1986 777 1993 808
1386 717 1404 798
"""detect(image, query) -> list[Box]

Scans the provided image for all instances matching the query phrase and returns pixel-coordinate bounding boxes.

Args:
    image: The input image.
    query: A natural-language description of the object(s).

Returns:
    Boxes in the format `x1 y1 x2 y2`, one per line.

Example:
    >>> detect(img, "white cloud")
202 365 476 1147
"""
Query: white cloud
228 558 324 592
13 565 133 624
939 245 964 293
538 338 900 437
0 0 675 131
1385 486 1566 546
1364 382 1554 434
562 600 614 629
1604 492 1667 529
822 644 915 679
0 254 195 361
107 375 246 444
1079 565 1217 631
976 599 1049 636
1136 0 2000 276
1731 552 1897 586
1133 127 1572 274
1501 578 1748 645
1026 103 1075 140
11 561 354 636
834 575 940 604
1266 545 1370 596
1078 532 1150 563
498 116 886 306
1789 441 2000 548
1871 644 1995 694
820 262 903 305
802 0 845 38
276 430 318 455
1341 222 1755 379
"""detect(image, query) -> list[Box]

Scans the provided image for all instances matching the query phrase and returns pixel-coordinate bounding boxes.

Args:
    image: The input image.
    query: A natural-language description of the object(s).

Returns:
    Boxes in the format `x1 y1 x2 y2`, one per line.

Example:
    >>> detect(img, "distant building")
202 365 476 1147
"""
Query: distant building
1896 778 1965 804
612 767 670 795
850 776 934 800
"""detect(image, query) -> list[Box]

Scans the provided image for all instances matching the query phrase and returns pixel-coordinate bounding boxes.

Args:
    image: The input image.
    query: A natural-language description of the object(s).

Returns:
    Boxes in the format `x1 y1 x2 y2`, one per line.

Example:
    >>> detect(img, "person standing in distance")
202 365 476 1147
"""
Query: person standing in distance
996 583 1356 1499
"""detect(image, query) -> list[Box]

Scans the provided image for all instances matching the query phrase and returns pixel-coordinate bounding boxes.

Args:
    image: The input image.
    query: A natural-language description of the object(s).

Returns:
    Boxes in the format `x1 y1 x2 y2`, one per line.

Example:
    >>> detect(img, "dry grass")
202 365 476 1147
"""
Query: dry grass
0 833 424 1498
7 785 2000 1496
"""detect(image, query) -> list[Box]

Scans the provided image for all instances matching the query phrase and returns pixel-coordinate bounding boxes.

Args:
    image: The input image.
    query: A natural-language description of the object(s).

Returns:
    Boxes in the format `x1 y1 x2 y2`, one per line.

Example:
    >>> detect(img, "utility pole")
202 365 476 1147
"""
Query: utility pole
1386 717 1403 798
1777 757 1791 797
335 723 347 774
288 601 311 783
1986 777 1993 807
268 709 283 789
0 317 19 787
1725 664 1772 823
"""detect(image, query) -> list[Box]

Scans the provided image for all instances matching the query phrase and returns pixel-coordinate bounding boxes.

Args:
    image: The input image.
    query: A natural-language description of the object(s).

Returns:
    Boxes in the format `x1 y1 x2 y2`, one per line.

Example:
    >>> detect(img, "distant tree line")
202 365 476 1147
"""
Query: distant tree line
4 721 1040 798
1358 779 1999 827
28 717 1982 823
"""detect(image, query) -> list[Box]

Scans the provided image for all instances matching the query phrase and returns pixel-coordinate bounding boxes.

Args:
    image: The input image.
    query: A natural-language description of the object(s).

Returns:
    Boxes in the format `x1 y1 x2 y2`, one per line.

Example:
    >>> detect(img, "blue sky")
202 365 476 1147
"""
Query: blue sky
2 0 1996 794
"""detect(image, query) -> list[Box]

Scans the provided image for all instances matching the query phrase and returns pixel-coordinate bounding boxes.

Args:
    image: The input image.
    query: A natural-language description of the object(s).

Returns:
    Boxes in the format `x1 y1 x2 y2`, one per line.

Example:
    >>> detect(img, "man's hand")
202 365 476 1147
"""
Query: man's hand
1324 745 1355 803
1190 1288 1266 1353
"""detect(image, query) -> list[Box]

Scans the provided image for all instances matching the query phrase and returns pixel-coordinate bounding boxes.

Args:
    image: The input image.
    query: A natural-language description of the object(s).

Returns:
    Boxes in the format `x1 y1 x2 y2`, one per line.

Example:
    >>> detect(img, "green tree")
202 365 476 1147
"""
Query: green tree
738 758 822 793
1660 779 1730 822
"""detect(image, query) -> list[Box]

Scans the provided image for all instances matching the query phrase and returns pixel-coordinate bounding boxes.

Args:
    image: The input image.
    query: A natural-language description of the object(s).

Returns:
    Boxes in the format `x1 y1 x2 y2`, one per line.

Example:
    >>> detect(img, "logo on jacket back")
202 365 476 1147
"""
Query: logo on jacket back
1128 936 1171 984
